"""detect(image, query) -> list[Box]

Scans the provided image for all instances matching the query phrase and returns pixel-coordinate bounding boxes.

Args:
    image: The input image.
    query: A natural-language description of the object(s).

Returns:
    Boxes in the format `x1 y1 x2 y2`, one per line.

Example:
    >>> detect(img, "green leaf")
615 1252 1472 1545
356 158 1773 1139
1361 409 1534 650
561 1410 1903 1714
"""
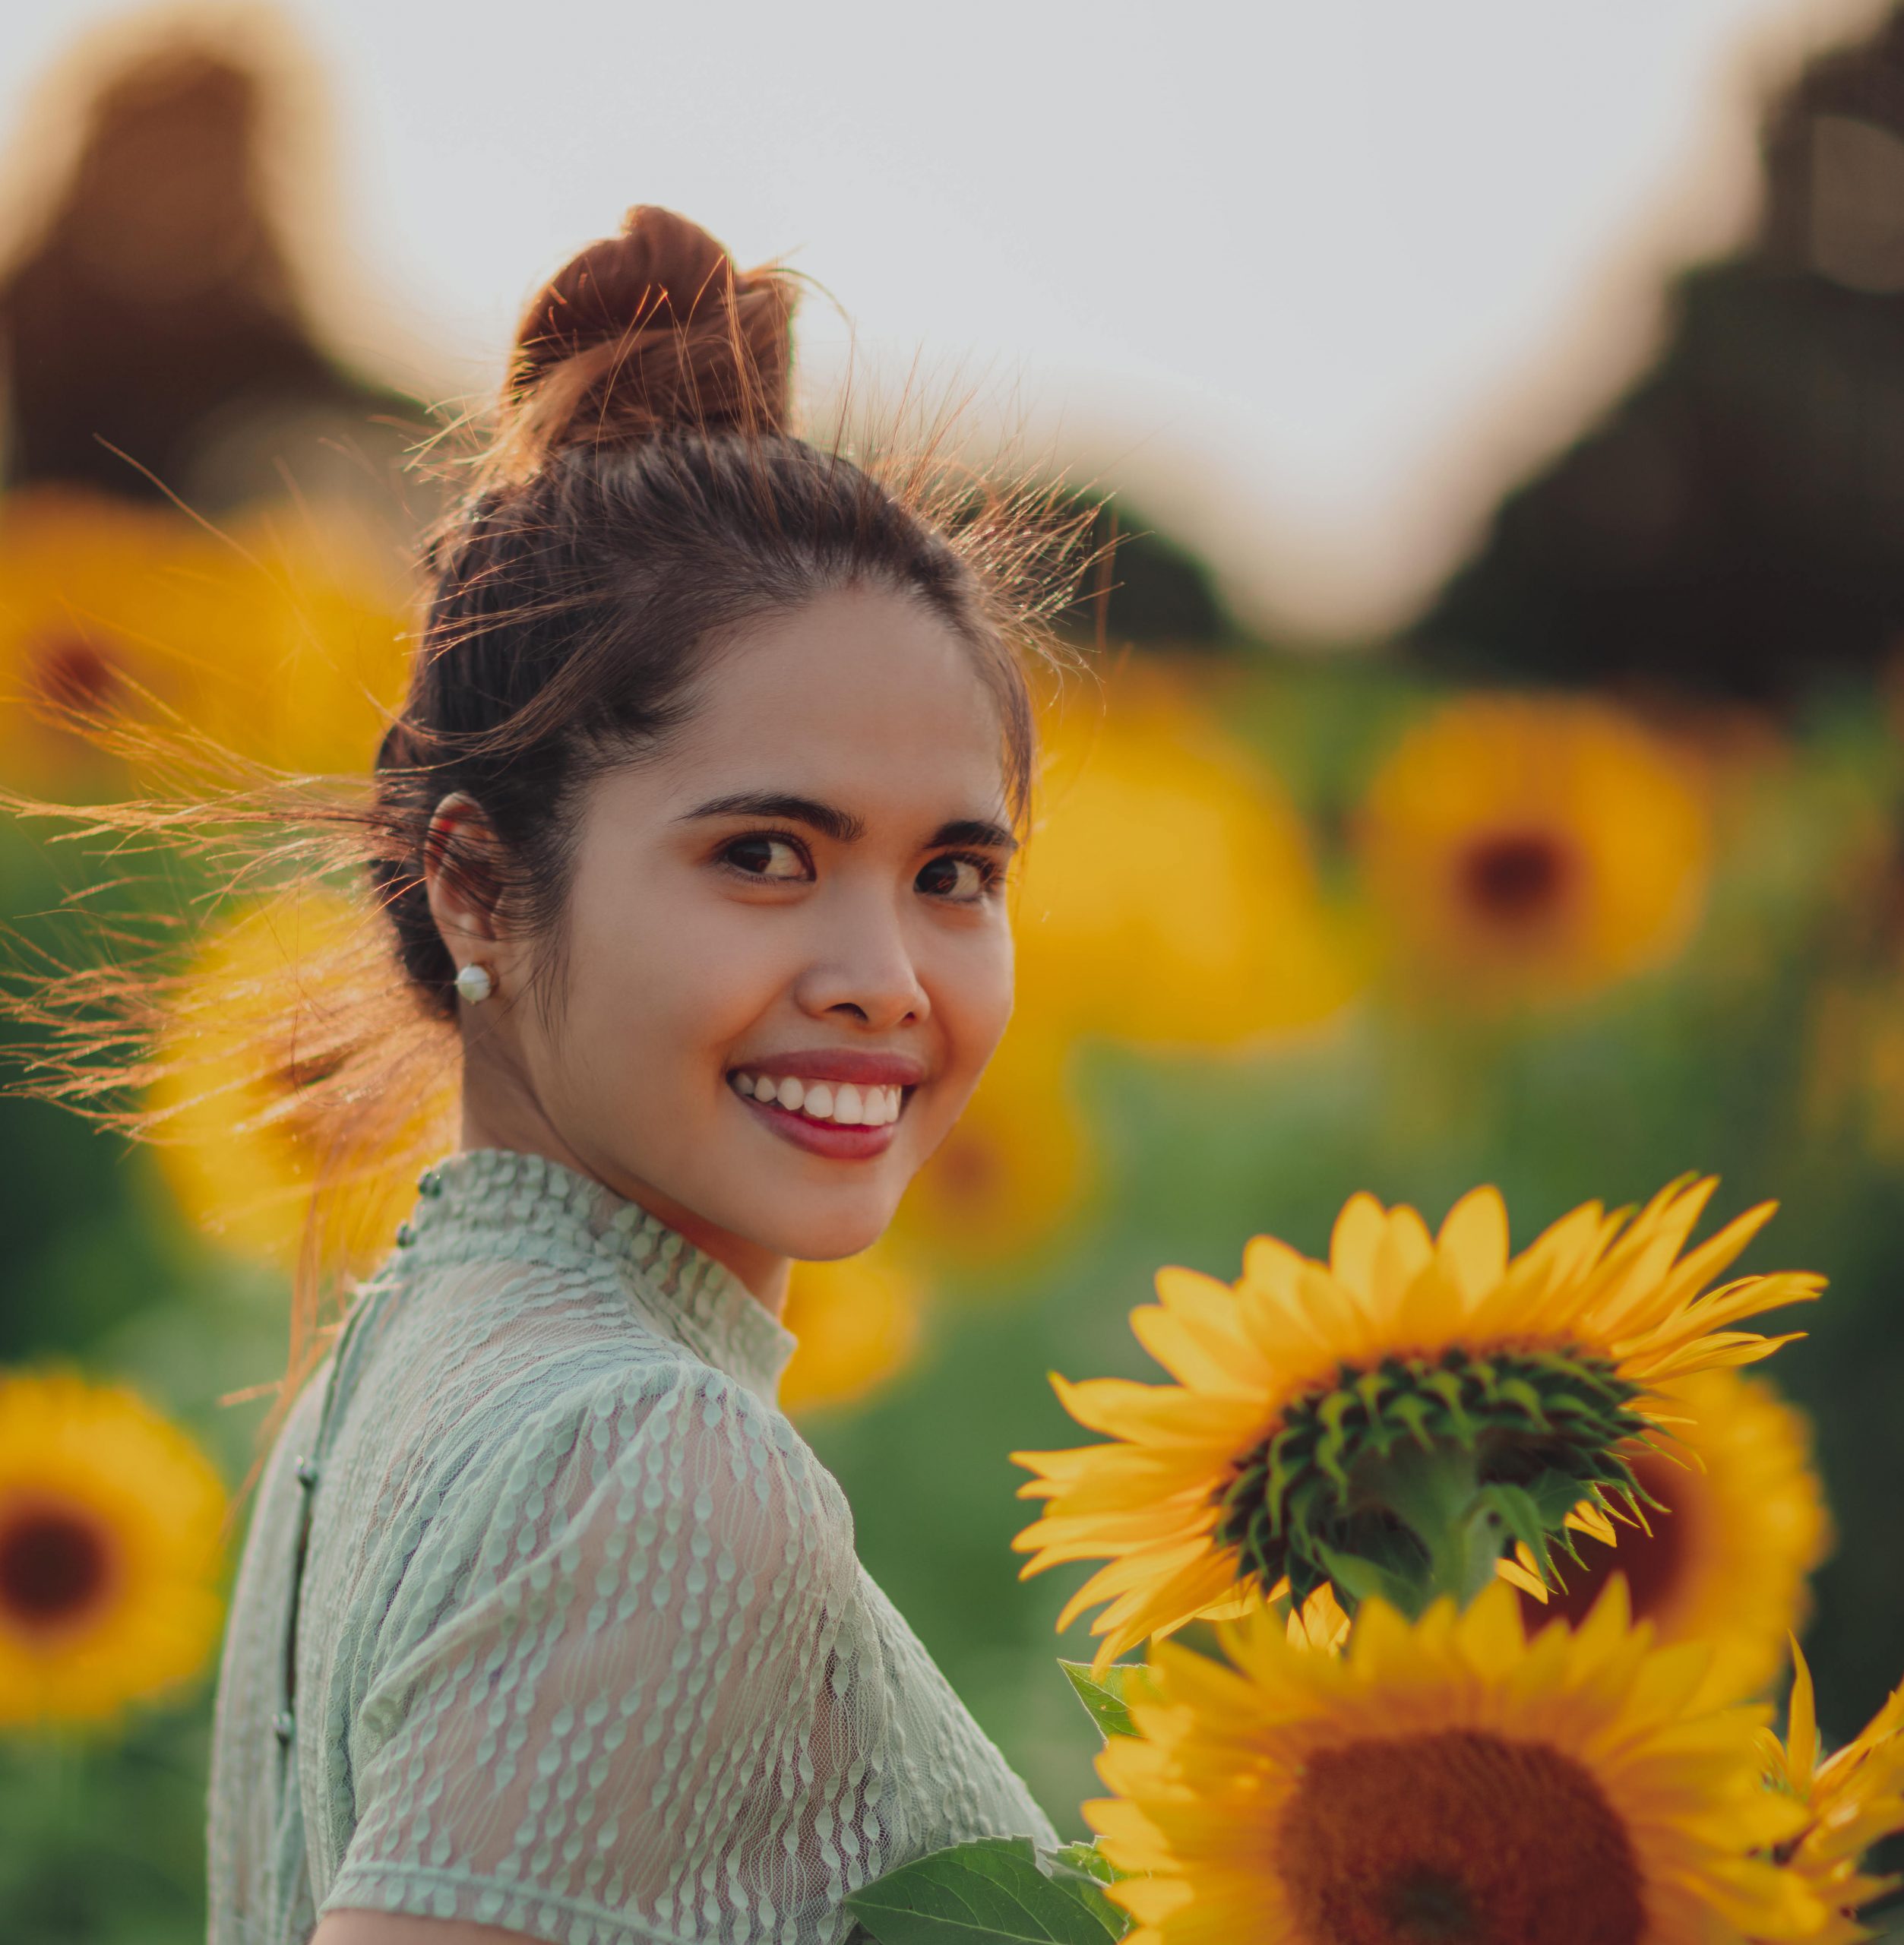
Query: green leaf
1058 1659 1153 1740
845 1837 1130 1944
1471 1481 1555 1570
1314 1539 1429 1615
1050 1840 1132 1886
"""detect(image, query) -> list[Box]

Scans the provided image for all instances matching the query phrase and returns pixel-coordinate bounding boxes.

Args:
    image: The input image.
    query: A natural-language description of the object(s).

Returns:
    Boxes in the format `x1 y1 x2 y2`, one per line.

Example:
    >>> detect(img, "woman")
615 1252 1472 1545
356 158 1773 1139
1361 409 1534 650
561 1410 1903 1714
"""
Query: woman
204 207 1071 1943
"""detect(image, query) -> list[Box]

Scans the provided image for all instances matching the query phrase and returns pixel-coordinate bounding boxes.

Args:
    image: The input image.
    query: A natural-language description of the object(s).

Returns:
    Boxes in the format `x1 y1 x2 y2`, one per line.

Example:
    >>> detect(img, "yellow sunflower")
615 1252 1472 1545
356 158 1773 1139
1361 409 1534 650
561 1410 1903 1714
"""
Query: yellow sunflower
0 491 213 795
1763 1642 1904 1945
147 890 457 1276
780 1246 928 1415
1016 669 1358 1049
1089 1580 1821 1945
1357 694 1710 1007
188 507 410 776
889 1023 1093 1273
0 1370 226 1725
1502 1368 1830 1703
1014 1178 1820 1666
0 490 408 795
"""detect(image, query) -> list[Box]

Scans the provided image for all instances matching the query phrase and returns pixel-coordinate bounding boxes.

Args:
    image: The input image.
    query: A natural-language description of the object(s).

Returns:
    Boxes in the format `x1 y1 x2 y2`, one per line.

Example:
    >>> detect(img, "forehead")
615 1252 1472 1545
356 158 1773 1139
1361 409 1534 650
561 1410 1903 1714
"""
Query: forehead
661 586 1010 814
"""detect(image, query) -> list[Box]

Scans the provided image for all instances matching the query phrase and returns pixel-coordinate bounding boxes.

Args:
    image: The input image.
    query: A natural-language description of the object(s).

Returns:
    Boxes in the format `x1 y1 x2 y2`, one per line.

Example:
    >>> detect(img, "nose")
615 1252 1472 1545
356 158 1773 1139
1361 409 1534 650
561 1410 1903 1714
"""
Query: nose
791 889 928 1033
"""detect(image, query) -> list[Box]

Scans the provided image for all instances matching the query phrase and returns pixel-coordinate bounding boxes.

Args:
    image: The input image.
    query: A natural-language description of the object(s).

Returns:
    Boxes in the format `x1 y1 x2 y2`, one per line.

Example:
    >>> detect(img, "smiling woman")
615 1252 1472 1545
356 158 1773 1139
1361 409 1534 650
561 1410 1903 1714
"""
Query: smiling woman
3 204 1084 1945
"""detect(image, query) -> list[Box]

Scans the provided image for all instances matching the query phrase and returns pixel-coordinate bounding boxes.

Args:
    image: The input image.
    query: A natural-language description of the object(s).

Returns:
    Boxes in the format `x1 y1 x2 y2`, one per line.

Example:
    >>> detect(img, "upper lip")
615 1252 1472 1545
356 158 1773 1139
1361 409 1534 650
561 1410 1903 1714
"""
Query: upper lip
729 1048 928 1088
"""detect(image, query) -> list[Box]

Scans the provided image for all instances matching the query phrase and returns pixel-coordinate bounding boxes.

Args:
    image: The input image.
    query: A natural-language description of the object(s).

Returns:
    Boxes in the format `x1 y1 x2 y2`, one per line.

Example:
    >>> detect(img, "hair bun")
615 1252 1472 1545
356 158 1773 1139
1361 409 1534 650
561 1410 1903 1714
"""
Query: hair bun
497 206 794 473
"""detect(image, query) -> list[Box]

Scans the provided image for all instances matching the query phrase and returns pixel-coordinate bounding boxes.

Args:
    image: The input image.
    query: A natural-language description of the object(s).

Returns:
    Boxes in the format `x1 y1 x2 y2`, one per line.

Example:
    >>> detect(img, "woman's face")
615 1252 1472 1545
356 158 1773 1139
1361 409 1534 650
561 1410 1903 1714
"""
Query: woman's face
442 585 1017 1296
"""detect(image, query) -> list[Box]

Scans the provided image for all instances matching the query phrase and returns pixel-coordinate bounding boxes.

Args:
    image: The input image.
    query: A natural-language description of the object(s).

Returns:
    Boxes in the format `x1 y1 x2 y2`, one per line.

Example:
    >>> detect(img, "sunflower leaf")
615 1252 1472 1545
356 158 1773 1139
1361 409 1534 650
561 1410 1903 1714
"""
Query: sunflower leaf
1471 1482 1557 1578
1058 1660 1153 1740
1050 1841 1132 1885
844 1836 1131 1943
1314 1539 1427 1615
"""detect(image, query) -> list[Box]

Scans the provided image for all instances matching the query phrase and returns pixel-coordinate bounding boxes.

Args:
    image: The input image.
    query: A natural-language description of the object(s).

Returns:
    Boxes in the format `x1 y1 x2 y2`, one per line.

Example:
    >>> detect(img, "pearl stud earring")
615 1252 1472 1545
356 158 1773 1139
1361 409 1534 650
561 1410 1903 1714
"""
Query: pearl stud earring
454 962 495 1005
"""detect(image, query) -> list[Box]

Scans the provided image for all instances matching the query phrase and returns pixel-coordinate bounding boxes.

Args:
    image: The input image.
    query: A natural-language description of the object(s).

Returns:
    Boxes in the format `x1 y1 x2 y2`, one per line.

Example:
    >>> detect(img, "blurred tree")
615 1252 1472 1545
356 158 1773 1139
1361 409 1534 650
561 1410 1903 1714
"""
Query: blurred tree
1055 494 1229 647
0 40 423 514
1414 5 1904 698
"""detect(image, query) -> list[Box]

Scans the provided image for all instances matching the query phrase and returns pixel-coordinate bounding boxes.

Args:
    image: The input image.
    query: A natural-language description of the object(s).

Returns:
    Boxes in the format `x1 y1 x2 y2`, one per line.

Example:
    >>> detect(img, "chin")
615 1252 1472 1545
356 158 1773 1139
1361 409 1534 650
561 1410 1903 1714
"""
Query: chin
762 1194 895 1266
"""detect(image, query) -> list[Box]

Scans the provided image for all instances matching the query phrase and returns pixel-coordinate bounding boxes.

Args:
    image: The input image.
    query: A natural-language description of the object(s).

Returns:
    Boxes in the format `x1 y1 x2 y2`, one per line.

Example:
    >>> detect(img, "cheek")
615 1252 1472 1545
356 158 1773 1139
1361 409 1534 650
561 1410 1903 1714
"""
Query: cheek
553 873 784 1081
928 928 1016 1079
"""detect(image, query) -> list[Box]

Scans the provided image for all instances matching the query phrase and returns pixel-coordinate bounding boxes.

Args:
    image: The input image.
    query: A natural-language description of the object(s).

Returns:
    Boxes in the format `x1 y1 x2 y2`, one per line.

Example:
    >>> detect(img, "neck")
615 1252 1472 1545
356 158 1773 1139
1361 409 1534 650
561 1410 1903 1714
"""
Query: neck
458 1061 792 1318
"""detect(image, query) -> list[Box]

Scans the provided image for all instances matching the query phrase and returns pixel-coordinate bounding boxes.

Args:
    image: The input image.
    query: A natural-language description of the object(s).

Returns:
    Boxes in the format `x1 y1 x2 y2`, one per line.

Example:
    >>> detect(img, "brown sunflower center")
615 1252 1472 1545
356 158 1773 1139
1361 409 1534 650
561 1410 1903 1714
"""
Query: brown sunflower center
1276 1728 1644 1945
28 635 123 717
0 1499 119 1634
1525 1452 1691 1633
1458 831 1576 929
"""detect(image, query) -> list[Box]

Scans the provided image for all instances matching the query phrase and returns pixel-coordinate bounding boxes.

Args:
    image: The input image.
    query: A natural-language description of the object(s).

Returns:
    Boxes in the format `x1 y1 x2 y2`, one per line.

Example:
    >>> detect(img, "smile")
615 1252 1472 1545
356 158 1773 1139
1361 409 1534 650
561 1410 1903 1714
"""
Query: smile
730 1071 905 1127
726 1053 924 1162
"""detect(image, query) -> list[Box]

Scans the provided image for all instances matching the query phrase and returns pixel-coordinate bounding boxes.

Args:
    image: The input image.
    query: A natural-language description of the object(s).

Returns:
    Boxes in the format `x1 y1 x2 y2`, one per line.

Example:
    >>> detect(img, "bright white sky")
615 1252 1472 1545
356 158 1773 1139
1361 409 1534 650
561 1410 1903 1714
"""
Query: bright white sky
2 0 1891 636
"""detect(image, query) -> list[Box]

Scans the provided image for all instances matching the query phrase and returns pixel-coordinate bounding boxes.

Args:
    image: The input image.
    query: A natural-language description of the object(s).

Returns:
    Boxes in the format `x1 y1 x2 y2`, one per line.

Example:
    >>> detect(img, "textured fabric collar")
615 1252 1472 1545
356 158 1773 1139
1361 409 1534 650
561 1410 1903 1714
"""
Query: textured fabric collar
403 1147 797 1405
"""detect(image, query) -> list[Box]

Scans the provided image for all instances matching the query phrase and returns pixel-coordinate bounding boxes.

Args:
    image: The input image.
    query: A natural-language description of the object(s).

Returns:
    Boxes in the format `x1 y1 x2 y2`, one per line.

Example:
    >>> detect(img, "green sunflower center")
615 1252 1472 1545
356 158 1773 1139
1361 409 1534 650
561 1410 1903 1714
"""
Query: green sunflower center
1215 1347 1650 1614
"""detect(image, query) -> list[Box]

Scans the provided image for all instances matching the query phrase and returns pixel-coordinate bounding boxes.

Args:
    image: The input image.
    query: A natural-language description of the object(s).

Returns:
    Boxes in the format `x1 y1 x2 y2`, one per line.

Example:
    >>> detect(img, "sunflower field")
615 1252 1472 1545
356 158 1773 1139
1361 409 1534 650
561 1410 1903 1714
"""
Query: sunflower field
5 476 1904 1937
8 11 1904 1945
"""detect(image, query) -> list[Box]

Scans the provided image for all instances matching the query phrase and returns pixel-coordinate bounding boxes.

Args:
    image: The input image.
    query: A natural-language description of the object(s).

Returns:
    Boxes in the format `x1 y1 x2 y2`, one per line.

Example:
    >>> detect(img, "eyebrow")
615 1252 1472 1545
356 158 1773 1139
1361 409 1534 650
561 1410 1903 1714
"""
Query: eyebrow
930 817 1019 855
678 791 1017 854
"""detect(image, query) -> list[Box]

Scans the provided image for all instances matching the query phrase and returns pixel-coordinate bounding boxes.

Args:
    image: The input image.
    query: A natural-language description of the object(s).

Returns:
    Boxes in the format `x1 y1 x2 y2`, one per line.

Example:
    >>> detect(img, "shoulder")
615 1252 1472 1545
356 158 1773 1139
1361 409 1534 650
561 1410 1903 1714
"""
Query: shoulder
349 1358 860 1741
499 1358 850 1561
348 1344 852 1619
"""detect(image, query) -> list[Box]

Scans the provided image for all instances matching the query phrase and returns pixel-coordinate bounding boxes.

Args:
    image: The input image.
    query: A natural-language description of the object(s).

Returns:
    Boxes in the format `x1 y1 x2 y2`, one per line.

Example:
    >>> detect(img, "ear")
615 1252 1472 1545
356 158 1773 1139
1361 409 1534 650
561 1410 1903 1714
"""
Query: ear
422 793 517 987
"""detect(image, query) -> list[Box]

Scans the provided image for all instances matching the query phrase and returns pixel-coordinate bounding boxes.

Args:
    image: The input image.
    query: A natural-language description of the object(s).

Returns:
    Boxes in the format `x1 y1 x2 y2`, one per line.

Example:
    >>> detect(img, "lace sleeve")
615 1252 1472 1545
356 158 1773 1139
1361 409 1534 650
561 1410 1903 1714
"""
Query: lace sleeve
321 1361 886 1945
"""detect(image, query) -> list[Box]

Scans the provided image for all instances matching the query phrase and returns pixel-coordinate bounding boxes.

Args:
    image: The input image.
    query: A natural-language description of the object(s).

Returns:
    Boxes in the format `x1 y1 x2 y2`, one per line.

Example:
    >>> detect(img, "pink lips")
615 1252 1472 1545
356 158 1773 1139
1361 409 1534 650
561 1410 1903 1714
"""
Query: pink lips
729 1048 925 1162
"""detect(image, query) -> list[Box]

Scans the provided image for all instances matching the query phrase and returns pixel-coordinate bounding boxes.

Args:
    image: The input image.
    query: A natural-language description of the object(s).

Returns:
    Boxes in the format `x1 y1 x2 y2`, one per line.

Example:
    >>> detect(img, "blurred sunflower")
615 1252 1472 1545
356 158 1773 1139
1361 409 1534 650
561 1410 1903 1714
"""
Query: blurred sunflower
0 1370 226 1726
780 1246 928 1415
0 489 407 795
0 492 211 793
889 1025 1092 1273
190 508 409 775
147 890 457 1276
1357 694 1710 1006
1016 671 1356 1049
1502 1368 1830 1702
1014 1178 1819 1666
1089 1581 1820 1945
1762 1642 1904 1945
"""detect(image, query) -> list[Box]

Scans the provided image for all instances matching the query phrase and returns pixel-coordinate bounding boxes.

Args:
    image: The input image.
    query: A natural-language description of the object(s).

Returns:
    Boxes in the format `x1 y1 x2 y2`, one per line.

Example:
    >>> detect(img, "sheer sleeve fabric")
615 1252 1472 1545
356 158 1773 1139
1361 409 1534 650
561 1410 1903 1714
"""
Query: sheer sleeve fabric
321 1360 889 1945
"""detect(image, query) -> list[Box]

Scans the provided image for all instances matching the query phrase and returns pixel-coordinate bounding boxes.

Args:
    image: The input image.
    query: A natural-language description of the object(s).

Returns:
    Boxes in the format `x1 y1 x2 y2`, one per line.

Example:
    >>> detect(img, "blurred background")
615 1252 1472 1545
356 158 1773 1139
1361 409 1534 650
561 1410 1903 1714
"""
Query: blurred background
4 1 1904 1937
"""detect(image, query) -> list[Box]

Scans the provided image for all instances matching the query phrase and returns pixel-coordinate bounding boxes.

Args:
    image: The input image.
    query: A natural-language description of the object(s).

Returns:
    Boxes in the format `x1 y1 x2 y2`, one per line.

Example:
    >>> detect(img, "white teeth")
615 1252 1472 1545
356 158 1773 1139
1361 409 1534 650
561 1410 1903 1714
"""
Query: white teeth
734 1072 906 1126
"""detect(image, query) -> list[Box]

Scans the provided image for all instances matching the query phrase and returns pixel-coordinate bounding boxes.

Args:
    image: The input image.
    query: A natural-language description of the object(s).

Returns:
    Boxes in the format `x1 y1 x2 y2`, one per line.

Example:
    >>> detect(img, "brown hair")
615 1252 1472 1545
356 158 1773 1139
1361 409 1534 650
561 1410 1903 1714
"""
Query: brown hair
2 204 1086 1412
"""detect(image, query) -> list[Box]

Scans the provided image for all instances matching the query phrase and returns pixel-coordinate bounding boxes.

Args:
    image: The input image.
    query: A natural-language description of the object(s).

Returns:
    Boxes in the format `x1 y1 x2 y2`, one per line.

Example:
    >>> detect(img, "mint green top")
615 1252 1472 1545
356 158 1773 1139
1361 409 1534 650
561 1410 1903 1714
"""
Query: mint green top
207 1150 1054 1944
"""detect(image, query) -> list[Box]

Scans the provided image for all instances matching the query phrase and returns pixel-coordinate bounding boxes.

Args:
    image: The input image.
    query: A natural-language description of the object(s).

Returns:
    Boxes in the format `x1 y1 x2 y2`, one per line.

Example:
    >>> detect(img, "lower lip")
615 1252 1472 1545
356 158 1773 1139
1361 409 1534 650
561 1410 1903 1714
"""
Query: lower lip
737 1091 900 1160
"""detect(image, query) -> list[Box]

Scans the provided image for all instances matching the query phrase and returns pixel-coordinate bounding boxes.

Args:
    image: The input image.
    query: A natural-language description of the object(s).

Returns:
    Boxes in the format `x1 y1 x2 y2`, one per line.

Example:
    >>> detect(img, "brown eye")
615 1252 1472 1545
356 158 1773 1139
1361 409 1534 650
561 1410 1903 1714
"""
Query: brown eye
723 834 810 881
916 854 991 902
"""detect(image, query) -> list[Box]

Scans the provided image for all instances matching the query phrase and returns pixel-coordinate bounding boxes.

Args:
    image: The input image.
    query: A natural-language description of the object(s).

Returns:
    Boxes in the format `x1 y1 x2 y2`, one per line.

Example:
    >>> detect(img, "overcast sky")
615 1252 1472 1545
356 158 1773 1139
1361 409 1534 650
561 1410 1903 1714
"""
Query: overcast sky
3 0 1891 636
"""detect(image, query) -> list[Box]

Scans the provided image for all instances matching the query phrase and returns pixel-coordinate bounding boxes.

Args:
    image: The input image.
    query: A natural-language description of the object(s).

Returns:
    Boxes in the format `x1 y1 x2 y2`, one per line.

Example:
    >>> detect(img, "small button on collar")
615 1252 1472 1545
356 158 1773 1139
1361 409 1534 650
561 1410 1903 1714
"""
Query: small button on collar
293 1457 320 1489
272 1709 296 1745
